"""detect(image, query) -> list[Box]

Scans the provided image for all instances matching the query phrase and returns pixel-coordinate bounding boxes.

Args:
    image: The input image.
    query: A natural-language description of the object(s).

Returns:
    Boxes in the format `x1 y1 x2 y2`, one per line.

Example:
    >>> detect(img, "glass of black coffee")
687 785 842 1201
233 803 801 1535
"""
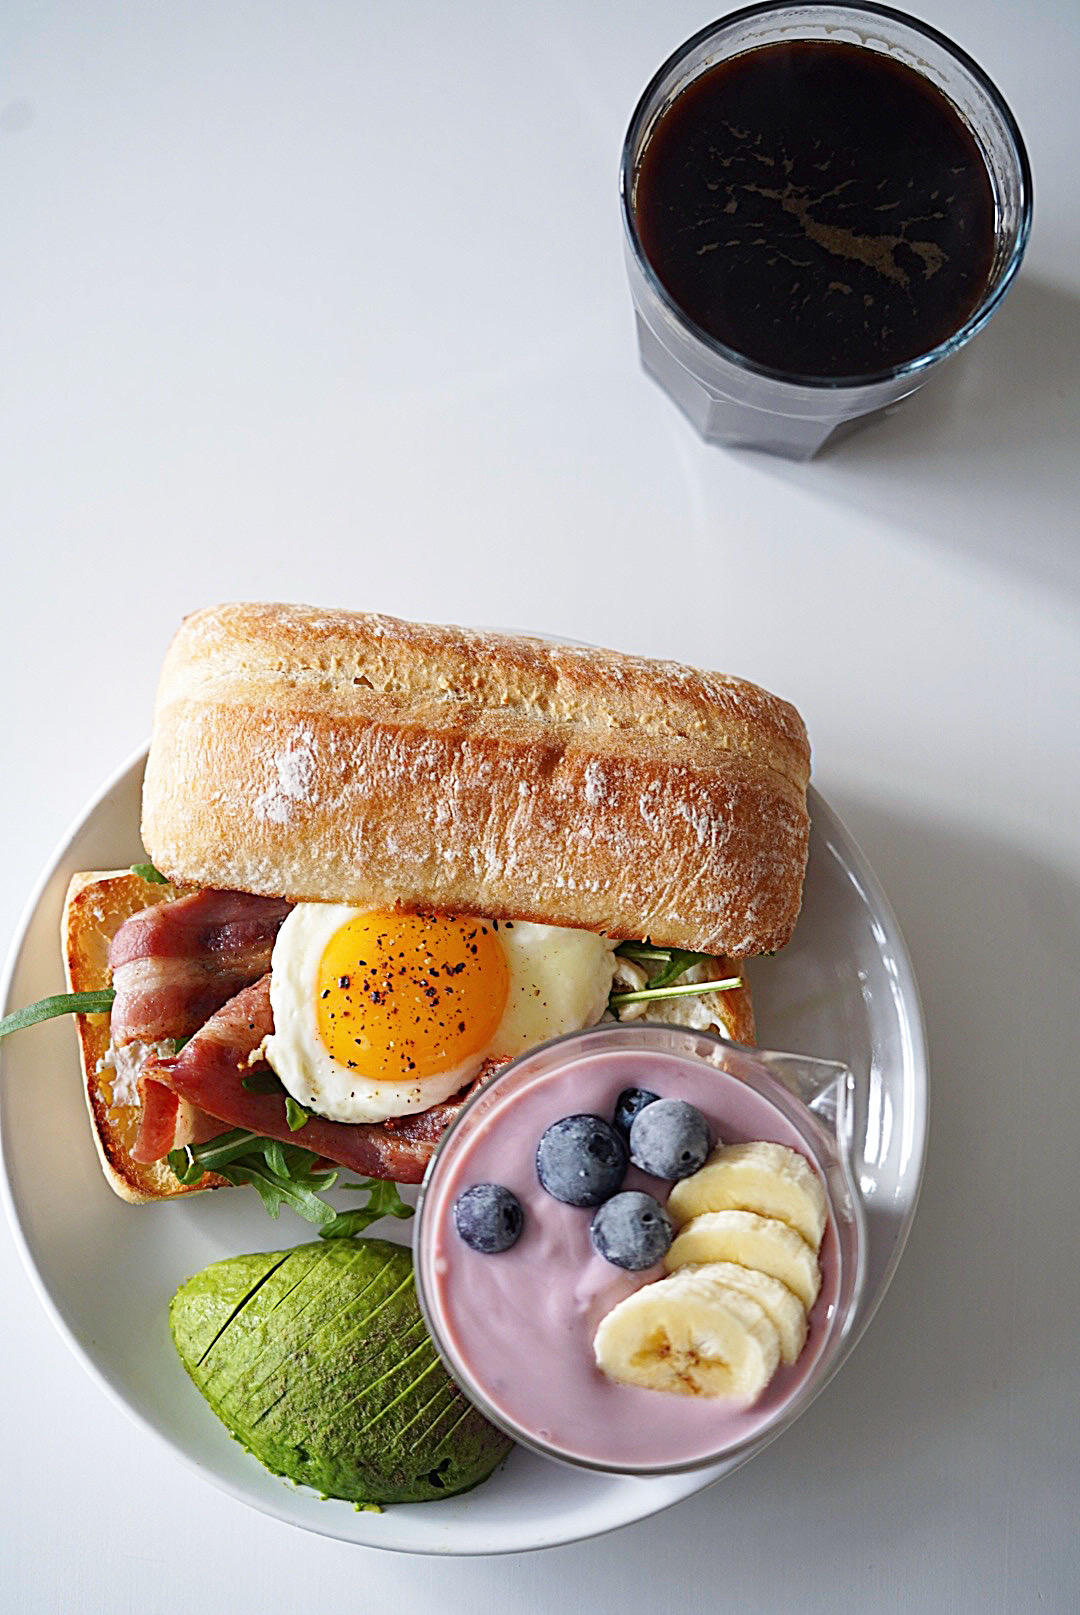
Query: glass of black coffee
620 3 1031 459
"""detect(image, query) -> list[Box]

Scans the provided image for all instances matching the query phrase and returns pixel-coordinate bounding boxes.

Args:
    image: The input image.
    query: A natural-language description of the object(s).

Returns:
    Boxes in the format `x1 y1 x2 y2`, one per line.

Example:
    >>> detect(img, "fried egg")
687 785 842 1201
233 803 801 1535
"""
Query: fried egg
264 904 617 1124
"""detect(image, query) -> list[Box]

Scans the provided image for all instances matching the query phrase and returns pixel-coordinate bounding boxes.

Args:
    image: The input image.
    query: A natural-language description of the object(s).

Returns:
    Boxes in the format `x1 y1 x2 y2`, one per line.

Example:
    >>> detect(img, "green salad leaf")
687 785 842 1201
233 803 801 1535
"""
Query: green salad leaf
611 941 740 1010
609 975 742 1009
284 1096 311 1132
0 989 116 1043
130 861 168 884
167 1128 413 1234
320 1177 416 1241
648 949 715 990
239 1072 312 1132
221 1157 340 1227
614 941 714 988
168 1127 275 1182
242 1070 285 1094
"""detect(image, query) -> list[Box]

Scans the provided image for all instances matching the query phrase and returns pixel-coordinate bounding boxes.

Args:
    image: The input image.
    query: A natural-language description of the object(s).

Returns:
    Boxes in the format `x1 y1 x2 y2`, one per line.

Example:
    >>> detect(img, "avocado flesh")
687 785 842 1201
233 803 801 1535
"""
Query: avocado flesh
170 1238 512 1507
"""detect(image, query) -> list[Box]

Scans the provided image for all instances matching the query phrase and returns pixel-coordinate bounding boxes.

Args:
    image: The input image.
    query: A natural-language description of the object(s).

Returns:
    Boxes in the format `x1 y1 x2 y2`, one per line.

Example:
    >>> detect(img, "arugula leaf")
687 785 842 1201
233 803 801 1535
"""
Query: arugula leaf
320 1206 393 1239
0 989 116 1042
614 941 713 989
238 1072 310 1133
219 1159 338 1227
609 976 742 1009
346 1177 413 1213
321 1178 414 1240
167 1127 270 1184
614 941 675 962
165 1129 412 1235
130 861 168 884
264 1137 289 1178
285 1096 310 1132
648 948 713 990
242 1070 285 1095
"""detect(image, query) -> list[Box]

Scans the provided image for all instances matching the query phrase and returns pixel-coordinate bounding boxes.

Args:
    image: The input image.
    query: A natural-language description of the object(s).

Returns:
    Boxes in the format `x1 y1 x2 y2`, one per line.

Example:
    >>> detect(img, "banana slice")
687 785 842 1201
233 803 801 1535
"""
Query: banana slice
665 1210 821 1309
680 1260 807 1364
594 1266 781 1402
667 1141 827 1249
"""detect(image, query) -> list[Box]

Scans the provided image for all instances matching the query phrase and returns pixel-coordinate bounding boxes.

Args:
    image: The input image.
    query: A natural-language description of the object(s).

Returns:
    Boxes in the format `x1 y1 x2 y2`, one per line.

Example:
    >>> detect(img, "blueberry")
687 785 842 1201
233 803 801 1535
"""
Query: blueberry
590 1191 673 1271
453 1183 524 1253
612 1086 660 1140
535 1114 628 1206
629 1097 710 1180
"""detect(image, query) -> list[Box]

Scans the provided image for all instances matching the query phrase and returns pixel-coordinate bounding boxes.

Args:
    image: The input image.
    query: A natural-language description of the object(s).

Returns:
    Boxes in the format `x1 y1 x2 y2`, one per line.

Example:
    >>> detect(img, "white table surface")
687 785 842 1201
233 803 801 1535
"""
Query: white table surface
2 2 1078 1609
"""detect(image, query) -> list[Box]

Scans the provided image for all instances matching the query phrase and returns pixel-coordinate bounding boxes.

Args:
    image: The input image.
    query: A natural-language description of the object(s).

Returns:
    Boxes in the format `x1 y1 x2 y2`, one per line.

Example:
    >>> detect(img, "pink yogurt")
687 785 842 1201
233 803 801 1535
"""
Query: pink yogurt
419 1048 841 1471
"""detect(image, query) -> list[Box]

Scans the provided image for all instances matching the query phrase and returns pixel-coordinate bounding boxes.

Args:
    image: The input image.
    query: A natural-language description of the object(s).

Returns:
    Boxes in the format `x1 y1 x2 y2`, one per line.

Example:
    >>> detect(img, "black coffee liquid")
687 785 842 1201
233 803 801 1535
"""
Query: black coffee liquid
634 41 996 378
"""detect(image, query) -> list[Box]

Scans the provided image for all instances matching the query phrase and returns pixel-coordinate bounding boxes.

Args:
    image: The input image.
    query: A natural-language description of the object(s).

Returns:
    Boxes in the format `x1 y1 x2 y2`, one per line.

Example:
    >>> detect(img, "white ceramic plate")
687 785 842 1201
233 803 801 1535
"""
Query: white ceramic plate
0 750 926 1555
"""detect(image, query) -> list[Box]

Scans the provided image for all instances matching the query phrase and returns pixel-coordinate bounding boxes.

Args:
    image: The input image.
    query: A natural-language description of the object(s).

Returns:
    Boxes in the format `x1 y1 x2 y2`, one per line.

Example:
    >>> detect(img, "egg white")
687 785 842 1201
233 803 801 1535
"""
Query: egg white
489 919 617 1055
264 903 618 1125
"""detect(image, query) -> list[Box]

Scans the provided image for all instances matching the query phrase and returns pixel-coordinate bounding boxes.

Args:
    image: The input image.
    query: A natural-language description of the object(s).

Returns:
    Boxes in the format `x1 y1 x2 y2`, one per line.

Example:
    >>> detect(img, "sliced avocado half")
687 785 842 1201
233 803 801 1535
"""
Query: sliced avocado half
171 1237 512 1507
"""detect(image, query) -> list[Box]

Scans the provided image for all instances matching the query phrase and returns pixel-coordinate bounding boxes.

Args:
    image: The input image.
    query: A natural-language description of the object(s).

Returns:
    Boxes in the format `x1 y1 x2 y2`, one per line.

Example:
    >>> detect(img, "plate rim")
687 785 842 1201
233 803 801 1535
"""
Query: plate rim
0 746 928 1555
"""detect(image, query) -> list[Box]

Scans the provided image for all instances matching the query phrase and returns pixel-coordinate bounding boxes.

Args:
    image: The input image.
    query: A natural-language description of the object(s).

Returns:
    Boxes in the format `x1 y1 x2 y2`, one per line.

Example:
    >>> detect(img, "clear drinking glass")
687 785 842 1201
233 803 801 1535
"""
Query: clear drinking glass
414 1022 868 1477
620 2 1032 459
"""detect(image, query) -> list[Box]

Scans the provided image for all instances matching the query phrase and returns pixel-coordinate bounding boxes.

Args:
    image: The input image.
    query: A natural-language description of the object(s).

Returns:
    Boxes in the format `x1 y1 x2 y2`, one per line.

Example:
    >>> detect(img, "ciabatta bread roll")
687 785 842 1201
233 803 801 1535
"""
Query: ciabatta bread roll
142 603 810 957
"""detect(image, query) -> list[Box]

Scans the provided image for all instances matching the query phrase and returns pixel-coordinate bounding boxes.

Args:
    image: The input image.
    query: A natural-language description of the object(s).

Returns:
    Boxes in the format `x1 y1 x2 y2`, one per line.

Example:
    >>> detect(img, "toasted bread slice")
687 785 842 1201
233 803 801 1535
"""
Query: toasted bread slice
62 869 222 1203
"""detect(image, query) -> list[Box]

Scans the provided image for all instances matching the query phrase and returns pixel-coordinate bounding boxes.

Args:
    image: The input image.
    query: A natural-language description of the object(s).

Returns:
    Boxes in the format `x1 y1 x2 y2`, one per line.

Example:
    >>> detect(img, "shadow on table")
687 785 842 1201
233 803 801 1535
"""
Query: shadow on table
458 800 1078 1603
763 277 1080 605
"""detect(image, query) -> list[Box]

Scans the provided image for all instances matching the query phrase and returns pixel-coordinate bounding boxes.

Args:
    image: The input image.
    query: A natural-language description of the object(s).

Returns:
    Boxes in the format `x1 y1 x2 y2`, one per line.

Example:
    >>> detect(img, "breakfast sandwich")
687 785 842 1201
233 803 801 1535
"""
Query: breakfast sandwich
51 604 810 1212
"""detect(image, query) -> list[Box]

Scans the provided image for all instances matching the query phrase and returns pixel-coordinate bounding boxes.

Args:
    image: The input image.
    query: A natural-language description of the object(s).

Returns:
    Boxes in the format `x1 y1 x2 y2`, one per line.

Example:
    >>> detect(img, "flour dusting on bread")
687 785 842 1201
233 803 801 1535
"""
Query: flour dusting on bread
142 603 810 958
252 728 318 825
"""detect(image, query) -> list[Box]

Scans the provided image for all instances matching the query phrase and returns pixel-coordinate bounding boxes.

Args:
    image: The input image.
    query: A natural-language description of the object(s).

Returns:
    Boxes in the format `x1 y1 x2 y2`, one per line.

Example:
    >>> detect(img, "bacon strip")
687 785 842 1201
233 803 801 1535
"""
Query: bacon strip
134 1079 229 1163
110 890 293 1047
135 975 487 1182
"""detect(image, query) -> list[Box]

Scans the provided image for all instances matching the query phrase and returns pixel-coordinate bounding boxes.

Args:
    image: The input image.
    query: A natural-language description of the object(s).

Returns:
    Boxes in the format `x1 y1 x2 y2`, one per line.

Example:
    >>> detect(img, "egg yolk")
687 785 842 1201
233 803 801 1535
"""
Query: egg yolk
315 910 510 1082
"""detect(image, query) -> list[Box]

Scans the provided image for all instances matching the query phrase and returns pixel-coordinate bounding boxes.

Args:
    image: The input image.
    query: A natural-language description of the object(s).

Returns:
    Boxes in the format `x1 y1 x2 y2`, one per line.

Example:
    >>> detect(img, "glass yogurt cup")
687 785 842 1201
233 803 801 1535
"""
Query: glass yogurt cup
414 1023 868 1476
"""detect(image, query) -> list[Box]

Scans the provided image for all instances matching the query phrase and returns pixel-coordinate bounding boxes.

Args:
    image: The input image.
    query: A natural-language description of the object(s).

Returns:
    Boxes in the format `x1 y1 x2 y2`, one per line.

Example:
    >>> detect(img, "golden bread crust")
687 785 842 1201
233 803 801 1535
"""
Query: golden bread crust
142 603 811 957
62 870 221 1203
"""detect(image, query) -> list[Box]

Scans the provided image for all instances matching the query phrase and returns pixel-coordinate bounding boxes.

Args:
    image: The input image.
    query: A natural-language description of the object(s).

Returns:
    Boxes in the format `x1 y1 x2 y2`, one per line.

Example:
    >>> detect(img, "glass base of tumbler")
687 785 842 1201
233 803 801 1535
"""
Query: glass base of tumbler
636 316 891 462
